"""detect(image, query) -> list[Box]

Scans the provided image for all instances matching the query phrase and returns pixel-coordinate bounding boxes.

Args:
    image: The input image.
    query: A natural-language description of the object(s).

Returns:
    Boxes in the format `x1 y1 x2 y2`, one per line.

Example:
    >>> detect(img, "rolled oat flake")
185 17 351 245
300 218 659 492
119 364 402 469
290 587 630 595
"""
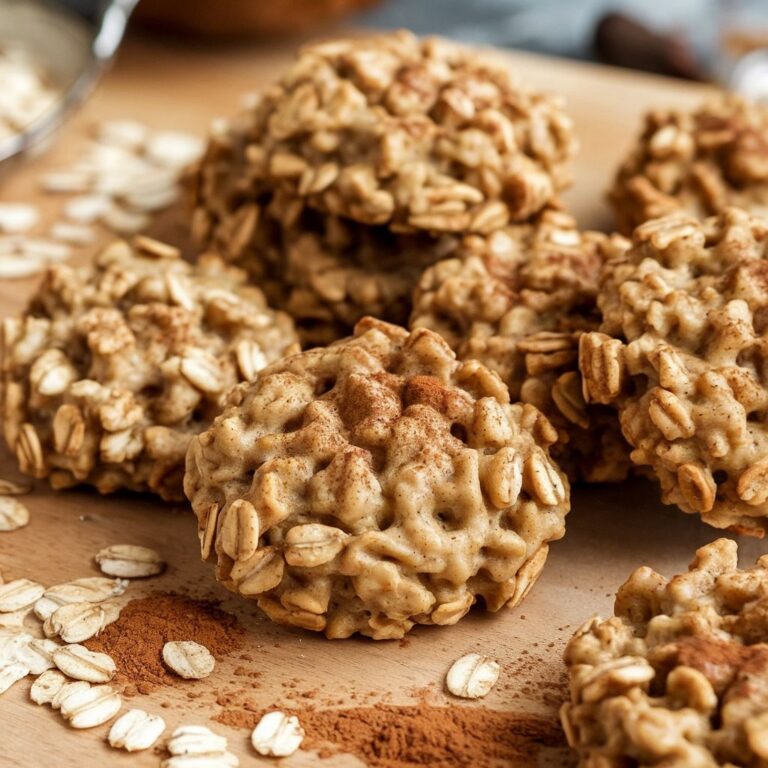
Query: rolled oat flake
44 601 120 643
14 637 59 675
59 683 121 728
30 669 67 705
0 661 29 694
0 579 44 612
162 640 215 680
53 643 116 683
251 711 305 757
0 496 30 531
94 544 165 578
34 576 127 621
163 725 239 768
445 653 500 699
108 708 166 751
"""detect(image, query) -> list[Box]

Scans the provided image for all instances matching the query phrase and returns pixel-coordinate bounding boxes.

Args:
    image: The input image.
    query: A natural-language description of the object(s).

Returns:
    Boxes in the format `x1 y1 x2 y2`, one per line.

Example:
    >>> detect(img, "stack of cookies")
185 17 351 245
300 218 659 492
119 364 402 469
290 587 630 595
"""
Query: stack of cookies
189 31 577 344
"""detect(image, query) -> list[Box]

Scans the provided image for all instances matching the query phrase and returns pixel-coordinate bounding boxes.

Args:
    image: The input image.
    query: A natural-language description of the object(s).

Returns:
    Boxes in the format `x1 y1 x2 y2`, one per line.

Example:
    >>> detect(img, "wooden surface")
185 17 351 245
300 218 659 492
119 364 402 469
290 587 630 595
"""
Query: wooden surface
1 30 765 768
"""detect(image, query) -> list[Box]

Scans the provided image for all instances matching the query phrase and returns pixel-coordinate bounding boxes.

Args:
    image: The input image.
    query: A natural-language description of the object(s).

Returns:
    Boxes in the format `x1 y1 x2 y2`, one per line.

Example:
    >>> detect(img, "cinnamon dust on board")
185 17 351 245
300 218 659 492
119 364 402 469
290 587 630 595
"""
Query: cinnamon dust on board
85 593 244 694
215 704 566 768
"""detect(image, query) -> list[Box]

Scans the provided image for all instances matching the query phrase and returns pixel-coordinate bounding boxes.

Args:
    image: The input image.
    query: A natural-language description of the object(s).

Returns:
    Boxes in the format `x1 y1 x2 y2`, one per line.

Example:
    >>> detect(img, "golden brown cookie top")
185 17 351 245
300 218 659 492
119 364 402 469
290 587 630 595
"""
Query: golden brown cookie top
213 30 575 234
184 318 569 639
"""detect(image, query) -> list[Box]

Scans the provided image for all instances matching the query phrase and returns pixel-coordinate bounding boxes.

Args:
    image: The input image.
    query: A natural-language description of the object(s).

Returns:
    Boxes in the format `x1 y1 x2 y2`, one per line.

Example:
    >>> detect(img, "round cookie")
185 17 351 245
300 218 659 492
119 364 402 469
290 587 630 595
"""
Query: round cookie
194 188 459 348
410 208 632 482
610 95 768 234
581 208 768 535
561 538 768 767
1 237 299 500
184 318 570 639
190 29 576 241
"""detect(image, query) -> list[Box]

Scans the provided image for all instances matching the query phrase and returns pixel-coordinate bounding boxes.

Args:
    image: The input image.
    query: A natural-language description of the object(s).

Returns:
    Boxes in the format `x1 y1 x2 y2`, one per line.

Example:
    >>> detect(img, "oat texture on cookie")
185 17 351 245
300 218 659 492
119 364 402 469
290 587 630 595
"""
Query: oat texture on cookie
580 208 768 535
610 95 768 234
191 187 459 347
410 208 632 482
192 29 575 238
190 30 576 346
184 318 569 639
1 237 299 500
561 538 768 767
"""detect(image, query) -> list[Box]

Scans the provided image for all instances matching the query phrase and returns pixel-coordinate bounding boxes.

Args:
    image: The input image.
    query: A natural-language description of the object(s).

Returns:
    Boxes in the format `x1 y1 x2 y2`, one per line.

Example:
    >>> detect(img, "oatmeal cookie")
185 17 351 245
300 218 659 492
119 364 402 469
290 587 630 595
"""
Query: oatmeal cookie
610 95 768 234
195 189 459 347
561 538 768 767
190 29 575 242
410 208 632 482
580 208 768 535
184 318 569 639
1 237 299 500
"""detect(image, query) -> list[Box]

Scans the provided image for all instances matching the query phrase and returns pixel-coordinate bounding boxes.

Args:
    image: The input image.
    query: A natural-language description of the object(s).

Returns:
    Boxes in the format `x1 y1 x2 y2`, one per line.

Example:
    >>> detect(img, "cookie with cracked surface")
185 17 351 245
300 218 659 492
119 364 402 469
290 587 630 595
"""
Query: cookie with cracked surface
562 538 768 767
190 29 575 241
581 207 768 536
1 237 299 500
410 208 632 482
184 317 569 639
610 95 768 234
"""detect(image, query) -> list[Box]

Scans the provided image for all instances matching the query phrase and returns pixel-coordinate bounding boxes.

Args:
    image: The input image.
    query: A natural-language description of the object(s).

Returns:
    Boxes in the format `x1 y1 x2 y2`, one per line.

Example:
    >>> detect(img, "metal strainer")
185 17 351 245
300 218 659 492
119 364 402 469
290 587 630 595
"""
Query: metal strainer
0 0 137 164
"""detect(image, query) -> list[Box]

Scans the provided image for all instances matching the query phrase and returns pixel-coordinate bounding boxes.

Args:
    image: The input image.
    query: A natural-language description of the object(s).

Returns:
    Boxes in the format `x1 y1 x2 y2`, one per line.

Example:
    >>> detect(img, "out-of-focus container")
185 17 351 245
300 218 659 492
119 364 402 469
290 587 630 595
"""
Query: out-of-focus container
133 0 381 39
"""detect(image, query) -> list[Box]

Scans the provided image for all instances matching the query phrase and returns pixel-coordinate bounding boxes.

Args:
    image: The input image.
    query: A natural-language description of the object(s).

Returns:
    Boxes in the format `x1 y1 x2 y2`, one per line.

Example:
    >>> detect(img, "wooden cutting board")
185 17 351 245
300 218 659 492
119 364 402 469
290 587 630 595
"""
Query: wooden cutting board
1 30 764 768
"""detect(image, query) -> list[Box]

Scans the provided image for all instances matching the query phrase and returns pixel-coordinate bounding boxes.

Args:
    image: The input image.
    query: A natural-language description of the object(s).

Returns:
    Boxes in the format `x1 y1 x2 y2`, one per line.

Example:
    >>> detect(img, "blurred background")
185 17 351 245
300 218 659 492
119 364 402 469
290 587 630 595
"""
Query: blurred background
5 0 768 164
131 0 768 82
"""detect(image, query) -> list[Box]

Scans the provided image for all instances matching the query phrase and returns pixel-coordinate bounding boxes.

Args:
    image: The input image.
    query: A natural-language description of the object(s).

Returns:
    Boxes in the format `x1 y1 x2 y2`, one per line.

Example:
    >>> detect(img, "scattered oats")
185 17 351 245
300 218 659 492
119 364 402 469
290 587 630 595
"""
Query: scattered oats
0 631 32 662
0 253 46 278
97 120 148 150
102 203 149 235
133 235 179 260
164 725 238 768
0 478 31 495
0 661 29 693
445 653 500 699
53 643 116 683
251 711 305 757
163 754 239 768
19 237 72 262
0 496 29 531
94 544 165 578
44 601 120 643
0 609 32 631
50 222 96 245
14 637 59 675
40 170 92 193
0 204 39 233
64 194 111 224
30 669 67 705
122 185 178 212
109 709 166 751
0 579 44 612
59 683 121 728
167 724 229 754
162 641 215 680
51 680 90 711
34 577 127 621
145 131 204 169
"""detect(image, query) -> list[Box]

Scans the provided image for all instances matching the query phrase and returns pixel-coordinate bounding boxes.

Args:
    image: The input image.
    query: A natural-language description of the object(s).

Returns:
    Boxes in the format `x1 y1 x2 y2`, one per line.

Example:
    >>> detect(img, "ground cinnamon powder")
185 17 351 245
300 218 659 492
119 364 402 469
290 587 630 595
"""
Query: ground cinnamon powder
85 593 244 694
215 704 565 767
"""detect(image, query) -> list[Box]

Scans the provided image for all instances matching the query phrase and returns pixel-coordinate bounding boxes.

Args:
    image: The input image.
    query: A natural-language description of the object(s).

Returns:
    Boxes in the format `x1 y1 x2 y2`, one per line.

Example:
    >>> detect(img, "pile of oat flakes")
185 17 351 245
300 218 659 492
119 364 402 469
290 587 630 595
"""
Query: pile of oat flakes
4 27 768 768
